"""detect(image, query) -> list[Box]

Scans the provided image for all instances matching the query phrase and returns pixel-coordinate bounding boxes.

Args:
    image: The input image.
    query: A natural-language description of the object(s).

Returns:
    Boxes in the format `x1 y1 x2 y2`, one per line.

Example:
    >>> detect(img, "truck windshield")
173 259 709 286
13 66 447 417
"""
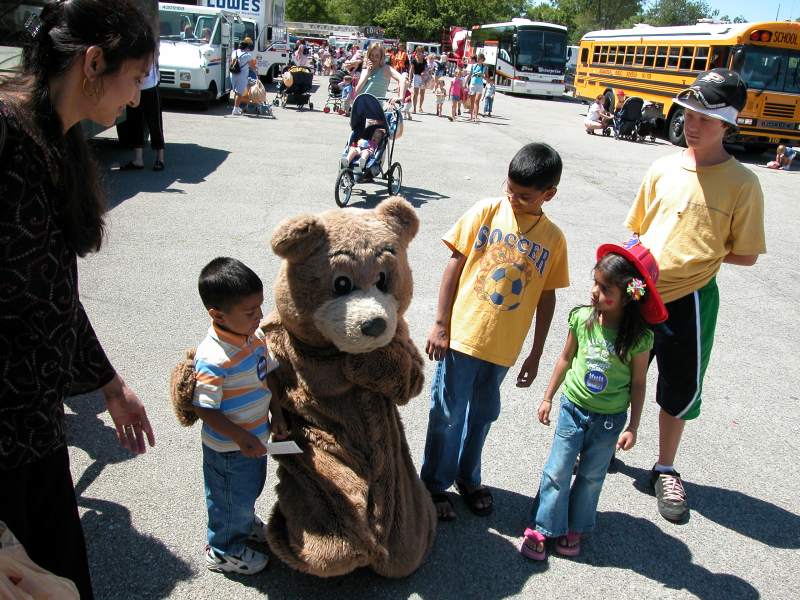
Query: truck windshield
159 10 215 43
516 28 566 74
738 46 800 94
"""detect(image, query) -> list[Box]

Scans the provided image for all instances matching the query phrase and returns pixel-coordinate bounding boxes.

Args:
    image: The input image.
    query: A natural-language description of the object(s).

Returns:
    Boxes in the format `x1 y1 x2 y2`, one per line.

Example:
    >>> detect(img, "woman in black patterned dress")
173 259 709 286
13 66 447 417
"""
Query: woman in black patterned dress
0 1 157 597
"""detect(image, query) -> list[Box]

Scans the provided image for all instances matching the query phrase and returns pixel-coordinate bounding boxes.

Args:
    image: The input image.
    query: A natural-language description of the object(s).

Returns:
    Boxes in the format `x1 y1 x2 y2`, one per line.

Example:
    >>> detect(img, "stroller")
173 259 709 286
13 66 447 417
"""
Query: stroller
324 68 348 114
244 77 273 117
613 96 645 141
273 65 314 110
335 94 403 207
612 96 661 142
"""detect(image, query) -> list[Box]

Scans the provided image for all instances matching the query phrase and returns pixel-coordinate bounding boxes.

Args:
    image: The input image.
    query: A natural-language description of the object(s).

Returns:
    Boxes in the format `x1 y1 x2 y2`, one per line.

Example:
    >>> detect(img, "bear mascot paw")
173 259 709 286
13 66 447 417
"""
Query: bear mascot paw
262 196 436 578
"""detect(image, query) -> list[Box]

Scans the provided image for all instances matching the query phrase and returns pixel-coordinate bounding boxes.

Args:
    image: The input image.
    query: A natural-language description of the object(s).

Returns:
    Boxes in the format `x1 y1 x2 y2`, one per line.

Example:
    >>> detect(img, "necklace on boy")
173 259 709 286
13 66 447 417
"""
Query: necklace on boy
516 213 544 238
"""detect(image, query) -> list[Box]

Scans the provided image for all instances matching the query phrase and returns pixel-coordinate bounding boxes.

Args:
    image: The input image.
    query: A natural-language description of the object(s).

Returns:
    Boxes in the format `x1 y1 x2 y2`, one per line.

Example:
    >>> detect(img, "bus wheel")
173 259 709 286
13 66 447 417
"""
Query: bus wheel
668 108 686 147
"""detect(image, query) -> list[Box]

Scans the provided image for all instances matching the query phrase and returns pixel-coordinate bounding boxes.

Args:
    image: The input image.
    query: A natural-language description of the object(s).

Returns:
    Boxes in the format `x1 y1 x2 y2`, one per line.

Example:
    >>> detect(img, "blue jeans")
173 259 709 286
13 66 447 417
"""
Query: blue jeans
529 396 627 537
420 350 509 492
484 96 494 113
203 444 267 556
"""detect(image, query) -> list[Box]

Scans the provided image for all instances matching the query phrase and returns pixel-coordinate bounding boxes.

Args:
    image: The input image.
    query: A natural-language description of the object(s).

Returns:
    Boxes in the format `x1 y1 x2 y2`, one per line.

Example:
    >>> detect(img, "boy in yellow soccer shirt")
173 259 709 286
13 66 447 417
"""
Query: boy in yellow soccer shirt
192 257 288 574
422 143 570 521
625 69 766 522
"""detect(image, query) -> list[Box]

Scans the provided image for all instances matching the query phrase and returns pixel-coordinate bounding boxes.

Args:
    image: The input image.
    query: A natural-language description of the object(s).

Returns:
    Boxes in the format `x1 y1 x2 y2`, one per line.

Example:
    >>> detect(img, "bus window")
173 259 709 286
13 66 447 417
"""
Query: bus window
635 46 645 65
581 47 588 63
644 46 656 67
655 46 668 68
606 46 615 64
617 46 626 65
624 45 634 65
739 47 786 91
710 46 730 69
668 47 680 68
600 45 609 63
680 46 694 70
693 46 709 71
785 54 800 94
593 45 601 62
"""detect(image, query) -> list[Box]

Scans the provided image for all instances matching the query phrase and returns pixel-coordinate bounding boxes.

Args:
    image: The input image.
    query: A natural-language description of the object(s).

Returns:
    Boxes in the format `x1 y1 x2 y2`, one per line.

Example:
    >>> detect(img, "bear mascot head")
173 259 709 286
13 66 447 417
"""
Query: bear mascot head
262 196 437 578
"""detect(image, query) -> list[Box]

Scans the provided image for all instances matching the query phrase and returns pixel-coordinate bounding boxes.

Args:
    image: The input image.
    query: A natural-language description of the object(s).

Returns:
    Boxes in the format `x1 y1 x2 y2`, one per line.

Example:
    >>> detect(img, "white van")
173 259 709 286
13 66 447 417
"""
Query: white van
407 41 441 56
565 45 579 92
158 3 243 103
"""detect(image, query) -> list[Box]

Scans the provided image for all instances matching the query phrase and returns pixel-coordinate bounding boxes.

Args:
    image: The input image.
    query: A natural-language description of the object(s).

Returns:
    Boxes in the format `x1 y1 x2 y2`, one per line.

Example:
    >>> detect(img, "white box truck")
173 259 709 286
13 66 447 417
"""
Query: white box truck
202 0 289 83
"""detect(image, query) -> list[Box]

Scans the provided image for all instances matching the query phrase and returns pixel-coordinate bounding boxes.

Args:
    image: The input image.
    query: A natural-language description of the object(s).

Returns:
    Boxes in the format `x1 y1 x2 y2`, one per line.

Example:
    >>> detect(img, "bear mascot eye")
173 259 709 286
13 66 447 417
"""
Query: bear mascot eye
333 275 354 296
377 271 389 292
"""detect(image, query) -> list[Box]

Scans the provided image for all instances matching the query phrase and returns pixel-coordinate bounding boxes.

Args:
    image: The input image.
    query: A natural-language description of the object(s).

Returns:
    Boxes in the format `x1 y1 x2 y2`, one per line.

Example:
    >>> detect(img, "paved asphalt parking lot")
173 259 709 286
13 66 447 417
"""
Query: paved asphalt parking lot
67 78 800 599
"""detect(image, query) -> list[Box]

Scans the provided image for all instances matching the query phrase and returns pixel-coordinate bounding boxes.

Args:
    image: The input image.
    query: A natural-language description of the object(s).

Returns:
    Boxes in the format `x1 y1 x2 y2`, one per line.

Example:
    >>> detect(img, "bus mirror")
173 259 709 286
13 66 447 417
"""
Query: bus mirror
732 48 744 71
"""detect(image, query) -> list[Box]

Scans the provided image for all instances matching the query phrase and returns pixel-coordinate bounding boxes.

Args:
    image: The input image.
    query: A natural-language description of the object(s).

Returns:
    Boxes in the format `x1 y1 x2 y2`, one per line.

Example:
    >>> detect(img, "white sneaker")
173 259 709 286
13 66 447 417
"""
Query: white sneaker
247 515 268 544
231 107 243 116
205 545 268 574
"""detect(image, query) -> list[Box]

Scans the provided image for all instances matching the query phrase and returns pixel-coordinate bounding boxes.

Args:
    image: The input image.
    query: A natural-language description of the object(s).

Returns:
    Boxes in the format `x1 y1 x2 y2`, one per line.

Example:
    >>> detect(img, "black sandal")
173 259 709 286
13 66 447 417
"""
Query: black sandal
153 160 165 172
455 482 493 517
430 492 456 522
119 161 144 171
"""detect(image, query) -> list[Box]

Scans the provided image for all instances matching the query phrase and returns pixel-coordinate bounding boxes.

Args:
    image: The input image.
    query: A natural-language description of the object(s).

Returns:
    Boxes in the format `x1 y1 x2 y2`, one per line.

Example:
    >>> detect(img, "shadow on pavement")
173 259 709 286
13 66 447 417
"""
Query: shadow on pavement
89 140 231 209
617 462 799 548
226 483 761 599
65 391 193 598
586 511 759 600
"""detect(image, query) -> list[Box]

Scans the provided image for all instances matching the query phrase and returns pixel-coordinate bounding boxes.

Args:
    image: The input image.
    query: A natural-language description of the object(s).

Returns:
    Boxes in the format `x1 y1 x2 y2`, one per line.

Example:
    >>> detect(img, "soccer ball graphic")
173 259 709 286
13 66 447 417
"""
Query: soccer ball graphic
485 263 526 311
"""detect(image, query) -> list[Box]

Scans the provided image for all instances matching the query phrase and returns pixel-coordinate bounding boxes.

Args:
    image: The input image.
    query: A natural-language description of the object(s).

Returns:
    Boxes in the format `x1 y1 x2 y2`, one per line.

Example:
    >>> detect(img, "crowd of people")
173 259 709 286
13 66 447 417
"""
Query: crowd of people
0 0 772 594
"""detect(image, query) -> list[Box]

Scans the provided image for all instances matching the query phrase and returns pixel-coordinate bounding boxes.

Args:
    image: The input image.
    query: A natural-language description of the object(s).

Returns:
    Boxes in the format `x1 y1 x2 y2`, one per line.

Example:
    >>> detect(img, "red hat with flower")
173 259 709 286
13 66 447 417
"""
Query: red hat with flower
596 236 668 325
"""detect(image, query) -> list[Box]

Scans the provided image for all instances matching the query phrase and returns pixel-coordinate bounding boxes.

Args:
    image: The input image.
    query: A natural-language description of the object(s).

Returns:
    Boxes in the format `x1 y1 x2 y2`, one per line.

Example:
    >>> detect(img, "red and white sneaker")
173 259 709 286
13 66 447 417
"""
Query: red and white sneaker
205 545 268 574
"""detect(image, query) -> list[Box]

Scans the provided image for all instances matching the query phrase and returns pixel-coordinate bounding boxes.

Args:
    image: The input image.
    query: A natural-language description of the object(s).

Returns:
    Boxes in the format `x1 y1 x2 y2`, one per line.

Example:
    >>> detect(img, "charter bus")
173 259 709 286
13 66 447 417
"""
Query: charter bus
468 19 568 97
574 21 800 149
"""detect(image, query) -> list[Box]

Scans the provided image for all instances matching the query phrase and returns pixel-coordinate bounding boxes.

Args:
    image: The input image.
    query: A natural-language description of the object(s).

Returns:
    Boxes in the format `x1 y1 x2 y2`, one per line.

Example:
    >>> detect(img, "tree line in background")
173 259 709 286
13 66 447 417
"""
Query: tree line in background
287 0 750 44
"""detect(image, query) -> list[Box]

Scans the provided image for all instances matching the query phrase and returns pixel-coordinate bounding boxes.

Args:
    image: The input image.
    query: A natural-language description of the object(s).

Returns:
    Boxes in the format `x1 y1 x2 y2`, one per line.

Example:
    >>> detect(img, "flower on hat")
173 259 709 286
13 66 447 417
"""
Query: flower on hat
627 278 646 302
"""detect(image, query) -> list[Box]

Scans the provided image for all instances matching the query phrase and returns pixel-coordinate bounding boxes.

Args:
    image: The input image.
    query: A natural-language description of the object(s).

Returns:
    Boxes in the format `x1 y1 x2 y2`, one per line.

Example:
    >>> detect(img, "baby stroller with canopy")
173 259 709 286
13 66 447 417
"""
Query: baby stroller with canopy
613 96 645 141
273 65 314 110
324 68 348 114
335 94 403 207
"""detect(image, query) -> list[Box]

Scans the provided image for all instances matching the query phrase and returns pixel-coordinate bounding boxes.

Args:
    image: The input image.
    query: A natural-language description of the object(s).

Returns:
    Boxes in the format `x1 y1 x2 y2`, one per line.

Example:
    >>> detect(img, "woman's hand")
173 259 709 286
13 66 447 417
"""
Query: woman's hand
538 398 553 425
102 374 156 454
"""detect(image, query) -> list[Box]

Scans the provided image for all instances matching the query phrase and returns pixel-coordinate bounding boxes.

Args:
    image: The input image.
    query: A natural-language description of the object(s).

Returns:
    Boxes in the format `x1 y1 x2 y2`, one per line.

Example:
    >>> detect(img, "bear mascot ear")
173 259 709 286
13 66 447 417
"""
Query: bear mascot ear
375 196 419 246
271 214 328 262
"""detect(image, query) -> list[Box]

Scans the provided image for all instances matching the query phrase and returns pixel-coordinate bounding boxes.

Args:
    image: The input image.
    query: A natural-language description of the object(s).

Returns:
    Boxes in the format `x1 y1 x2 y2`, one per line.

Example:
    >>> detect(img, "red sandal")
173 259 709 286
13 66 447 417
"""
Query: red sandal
554 532 581 557
519 527 546 561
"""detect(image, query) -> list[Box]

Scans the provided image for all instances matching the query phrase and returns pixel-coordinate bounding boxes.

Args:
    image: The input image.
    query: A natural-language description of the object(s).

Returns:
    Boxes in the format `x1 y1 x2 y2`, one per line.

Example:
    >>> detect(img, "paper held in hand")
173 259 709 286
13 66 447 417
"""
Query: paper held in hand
267 441 303 455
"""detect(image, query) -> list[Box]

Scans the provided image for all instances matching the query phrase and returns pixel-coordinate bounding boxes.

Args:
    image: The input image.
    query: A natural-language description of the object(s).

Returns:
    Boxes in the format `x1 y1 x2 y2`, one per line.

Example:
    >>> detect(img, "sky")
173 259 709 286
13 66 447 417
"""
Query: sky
705 1 798 22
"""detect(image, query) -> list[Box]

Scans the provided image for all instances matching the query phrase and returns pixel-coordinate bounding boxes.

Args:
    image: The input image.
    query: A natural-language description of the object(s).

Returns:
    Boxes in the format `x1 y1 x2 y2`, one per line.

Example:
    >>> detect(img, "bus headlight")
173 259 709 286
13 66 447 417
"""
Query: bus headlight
180 72 192 82
736 117 754 125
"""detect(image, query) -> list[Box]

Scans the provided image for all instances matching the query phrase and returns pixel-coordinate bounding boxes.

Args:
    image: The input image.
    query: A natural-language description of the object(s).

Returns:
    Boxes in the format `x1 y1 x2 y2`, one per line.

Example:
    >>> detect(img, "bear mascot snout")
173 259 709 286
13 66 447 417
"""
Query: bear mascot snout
262 197 437 578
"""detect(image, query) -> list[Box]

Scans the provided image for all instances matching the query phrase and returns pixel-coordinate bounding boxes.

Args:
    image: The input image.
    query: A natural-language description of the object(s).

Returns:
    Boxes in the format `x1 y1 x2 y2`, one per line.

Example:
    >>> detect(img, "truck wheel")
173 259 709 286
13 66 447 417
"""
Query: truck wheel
668 108 686 147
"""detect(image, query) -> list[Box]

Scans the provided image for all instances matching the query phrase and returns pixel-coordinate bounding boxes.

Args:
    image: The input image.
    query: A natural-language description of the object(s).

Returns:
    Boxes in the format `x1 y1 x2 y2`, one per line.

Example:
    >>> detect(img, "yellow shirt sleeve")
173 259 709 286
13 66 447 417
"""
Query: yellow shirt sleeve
543 231 570 290
443 200 491 256
730 180 767 256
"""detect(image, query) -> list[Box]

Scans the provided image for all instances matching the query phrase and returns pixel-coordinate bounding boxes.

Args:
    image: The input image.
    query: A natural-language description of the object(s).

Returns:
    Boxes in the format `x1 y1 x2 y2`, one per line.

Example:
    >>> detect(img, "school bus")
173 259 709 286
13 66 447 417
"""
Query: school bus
574 21 800 149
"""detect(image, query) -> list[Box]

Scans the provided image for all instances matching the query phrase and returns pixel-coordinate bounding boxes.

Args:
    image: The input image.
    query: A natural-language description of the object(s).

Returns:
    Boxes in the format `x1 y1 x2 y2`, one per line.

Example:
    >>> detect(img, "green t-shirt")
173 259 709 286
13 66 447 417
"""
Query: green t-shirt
561 306 654 414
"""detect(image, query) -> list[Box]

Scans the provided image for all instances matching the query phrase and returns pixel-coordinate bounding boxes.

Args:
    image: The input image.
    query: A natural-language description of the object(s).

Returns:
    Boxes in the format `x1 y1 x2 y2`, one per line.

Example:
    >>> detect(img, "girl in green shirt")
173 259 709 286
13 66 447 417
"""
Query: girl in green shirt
519 239 666 560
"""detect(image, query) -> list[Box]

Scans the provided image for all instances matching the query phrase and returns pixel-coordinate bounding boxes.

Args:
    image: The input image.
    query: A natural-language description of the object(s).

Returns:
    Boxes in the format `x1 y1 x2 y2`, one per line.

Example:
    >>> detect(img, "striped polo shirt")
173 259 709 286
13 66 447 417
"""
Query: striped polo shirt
192 324 278 452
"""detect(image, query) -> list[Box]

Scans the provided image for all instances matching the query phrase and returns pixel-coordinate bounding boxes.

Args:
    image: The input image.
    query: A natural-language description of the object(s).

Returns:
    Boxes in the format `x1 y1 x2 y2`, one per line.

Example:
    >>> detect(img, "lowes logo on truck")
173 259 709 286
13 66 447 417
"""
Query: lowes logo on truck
205 0 262 14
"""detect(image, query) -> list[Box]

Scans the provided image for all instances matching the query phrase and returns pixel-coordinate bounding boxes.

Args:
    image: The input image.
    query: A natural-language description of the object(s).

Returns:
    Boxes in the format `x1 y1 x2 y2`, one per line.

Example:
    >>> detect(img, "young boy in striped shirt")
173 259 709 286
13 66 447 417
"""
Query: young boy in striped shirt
192 257 288 574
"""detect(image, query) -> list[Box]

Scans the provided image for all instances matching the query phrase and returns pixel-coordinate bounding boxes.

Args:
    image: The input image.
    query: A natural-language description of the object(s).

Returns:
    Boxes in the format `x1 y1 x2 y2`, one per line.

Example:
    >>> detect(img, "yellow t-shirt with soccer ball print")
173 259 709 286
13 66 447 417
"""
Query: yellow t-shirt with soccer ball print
444 197 569 368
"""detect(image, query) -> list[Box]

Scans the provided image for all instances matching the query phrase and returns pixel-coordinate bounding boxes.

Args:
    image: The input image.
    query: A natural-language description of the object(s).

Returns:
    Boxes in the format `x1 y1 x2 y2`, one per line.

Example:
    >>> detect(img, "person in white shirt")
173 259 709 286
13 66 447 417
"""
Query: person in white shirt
584 93 613 134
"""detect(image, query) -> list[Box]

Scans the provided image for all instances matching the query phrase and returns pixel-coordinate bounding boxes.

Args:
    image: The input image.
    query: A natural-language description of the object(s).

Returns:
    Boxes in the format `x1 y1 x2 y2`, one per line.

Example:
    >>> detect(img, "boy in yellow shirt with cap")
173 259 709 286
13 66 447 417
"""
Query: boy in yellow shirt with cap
625 69 766 522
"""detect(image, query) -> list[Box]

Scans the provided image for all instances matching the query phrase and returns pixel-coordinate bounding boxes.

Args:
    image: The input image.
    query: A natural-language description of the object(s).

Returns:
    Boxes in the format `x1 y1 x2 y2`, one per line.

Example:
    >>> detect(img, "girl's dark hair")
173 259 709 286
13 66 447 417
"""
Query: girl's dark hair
587 252 649 362
2 0 156 256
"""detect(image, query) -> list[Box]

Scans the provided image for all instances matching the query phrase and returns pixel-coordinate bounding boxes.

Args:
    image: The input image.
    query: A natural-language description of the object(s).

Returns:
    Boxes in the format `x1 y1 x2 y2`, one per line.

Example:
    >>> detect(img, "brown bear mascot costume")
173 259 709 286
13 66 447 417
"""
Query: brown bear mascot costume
262 197 436 578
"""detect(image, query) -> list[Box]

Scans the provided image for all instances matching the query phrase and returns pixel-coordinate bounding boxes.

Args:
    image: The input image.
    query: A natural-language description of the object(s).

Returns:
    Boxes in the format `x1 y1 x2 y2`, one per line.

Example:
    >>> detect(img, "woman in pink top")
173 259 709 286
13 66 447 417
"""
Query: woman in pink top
448 69 463 121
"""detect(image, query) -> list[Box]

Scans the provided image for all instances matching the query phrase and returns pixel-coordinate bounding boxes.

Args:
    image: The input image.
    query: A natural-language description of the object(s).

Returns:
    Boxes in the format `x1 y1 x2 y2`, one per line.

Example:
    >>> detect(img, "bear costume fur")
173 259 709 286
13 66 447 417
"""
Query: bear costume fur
262 197 437 578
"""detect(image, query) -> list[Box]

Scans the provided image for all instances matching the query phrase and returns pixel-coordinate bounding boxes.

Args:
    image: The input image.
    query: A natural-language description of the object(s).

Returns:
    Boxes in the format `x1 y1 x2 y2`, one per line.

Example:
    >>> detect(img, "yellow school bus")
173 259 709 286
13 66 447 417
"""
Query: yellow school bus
574 21 800 149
